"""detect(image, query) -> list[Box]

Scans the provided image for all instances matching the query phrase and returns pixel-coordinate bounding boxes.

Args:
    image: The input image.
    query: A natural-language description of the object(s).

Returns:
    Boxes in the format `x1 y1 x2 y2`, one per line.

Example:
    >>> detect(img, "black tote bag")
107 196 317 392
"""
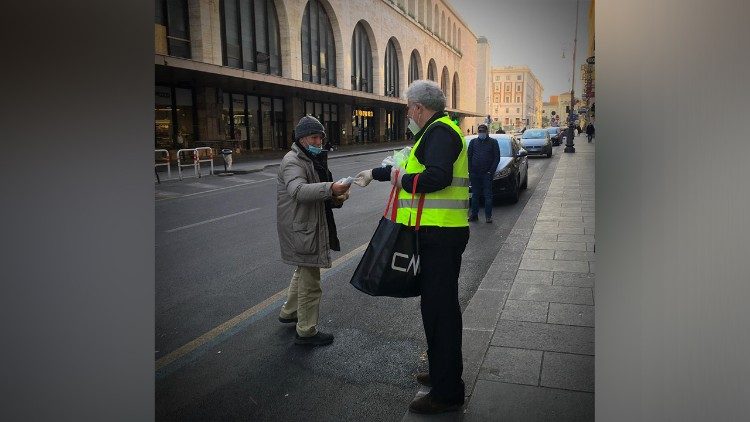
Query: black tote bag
349 173 425 298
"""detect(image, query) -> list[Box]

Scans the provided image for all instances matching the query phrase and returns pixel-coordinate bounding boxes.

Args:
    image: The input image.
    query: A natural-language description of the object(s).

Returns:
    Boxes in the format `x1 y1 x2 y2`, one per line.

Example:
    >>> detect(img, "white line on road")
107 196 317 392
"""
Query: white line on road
156 177 275 202
165 208 261 233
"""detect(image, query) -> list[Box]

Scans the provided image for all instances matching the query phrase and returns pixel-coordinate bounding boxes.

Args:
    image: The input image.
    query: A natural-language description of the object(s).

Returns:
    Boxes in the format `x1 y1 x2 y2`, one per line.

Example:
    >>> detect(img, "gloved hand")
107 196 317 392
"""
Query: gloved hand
390 166 405 190
353 169 373 187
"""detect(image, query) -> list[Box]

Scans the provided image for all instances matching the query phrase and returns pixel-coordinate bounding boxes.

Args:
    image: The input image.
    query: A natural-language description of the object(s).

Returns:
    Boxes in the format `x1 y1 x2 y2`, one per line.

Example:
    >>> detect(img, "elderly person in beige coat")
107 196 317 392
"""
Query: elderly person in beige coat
277 115 350 346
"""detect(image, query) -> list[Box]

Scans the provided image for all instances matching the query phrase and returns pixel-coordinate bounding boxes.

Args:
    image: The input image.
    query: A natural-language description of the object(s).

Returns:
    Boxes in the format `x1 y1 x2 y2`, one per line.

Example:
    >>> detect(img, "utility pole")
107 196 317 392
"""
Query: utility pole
565 0 580 153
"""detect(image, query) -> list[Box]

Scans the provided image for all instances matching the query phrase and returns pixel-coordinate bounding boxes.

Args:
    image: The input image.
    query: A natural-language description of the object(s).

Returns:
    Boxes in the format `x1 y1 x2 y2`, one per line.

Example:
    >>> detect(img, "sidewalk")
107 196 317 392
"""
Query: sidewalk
404 135 595 421
161 141 413 176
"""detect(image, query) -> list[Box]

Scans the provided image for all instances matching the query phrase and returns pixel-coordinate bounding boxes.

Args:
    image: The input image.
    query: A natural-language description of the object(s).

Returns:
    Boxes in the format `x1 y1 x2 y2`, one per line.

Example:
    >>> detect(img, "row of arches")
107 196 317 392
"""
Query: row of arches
397 0 462 51
217 0 461 108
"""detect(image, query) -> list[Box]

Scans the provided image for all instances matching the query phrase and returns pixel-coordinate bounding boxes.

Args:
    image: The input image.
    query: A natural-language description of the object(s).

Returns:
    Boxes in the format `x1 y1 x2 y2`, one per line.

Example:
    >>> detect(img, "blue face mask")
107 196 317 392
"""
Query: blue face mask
479 133 488 140
306 145 323 155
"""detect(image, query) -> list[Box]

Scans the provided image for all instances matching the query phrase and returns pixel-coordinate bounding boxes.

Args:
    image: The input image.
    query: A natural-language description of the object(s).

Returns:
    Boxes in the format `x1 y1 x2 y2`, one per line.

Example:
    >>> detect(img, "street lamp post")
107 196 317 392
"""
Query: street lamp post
565 0 580 153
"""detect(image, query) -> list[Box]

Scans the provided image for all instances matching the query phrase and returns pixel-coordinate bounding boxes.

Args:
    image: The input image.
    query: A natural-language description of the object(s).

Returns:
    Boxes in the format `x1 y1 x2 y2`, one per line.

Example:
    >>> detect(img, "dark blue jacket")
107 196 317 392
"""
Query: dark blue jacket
468 136 501 175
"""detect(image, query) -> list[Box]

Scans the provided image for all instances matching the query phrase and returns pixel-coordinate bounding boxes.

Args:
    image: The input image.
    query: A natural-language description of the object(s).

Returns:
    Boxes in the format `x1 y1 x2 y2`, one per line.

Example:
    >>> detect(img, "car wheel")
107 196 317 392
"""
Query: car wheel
509 176 520 204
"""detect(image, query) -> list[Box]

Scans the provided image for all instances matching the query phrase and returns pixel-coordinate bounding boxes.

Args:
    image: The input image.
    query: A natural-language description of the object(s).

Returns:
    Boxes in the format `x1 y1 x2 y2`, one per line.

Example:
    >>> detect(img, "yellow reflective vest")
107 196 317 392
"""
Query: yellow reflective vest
396 115 469 227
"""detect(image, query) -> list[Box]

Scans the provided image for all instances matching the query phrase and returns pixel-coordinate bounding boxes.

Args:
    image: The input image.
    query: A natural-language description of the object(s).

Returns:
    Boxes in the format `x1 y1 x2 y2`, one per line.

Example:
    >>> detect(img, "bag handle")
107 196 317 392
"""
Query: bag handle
383 170 399 219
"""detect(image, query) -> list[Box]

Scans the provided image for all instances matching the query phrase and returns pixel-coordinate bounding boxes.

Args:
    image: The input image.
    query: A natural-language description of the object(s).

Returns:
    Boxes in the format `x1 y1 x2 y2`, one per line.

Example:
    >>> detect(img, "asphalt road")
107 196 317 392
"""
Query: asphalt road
155 147 559 421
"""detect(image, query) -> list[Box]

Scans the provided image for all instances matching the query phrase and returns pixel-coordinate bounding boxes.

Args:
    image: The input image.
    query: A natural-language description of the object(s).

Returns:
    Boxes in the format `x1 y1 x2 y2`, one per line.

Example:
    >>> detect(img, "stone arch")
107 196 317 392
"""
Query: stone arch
351 19 380 93
452 71 460 109
271 0 292 78
427 58 437 82
300 0 345 87
384 36 404 97
408 49 423 85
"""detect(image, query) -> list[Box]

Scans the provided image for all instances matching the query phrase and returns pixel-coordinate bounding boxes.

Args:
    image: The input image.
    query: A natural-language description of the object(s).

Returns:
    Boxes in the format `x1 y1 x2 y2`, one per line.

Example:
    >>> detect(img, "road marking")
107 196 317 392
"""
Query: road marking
156 177 275 202
155 242 369 372
165 208 260 233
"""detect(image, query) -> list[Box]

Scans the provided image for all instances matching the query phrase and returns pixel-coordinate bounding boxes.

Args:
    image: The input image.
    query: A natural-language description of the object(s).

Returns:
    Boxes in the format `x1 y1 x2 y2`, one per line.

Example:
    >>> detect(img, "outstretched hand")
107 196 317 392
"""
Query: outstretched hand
353 169 373 187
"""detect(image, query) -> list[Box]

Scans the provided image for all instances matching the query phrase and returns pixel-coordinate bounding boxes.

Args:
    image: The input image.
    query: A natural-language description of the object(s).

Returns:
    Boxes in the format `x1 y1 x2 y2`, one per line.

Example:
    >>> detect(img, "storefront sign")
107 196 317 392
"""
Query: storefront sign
354 109 373 117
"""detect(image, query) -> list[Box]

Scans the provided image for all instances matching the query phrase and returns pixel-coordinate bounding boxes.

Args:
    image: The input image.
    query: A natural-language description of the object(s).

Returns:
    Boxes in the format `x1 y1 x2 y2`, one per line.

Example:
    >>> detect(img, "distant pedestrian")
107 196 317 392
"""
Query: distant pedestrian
468 124 500 223
586 121 595 143
276 116 351 347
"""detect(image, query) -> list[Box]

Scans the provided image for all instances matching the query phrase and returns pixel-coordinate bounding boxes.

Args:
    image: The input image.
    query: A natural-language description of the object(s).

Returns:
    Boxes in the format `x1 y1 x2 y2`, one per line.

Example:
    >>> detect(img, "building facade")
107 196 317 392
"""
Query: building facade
155 0 485 154
488 65 543 132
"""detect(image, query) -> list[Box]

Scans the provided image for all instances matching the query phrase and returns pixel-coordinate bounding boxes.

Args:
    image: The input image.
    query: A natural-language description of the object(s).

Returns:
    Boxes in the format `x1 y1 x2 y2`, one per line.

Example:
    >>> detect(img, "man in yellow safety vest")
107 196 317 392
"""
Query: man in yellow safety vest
353 79 470 415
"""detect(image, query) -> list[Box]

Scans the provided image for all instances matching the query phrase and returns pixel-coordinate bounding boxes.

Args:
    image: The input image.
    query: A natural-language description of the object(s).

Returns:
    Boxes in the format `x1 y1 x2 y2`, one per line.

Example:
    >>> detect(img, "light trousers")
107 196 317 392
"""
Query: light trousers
279 266 322 337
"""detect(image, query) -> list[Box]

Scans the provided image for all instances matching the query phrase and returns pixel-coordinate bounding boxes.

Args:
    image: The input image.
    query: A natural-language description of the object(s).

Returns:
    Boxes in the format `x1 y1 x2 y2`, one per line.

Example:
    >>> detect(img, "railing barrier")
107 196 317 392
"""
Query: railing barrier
155 149 171 182
194 147 215 177
177 148 198 180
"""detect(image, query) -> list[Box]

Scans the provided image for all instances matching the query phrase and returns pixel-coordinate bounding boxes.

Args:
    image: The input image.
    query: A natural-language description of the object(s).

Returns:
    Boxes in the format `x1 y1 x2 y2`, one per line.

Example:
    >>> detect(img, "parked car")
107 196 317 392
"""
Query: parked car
466 134 529 203
520 128 553 158
546 126 562 146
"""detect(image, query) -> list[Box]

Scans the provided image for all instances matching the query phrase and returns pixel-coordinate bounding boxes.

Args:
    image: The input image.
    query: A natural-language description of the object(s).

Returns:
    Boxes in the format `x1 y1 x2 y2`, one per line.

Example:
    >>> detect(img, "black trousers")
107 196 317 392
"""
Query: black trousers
418 226 470 403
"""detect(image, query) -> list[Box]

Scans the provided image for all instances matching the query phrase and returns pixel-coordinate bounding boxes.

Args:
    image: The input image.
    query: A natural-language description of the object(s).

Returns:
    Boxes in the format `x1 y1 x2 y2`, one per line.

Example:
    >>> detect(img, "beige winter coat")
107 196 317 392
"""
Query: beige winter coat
276 143 334 268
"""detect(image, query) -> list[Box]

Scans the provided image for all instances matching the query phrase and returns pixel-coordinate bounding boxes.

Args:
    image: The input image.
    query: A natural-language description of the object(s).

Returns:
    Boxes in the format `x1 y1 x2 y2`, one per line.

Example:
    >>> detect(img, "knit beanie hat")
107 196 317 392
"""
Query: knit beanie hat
294 115 326 141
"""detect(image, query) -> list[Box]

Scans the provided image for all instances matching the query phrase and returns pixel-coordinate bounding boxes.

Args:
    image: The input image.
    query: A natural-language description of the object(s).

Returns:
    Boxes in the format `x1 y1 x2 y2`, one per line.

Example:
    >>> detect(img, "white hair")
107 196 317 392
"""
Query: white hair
404 79 446 112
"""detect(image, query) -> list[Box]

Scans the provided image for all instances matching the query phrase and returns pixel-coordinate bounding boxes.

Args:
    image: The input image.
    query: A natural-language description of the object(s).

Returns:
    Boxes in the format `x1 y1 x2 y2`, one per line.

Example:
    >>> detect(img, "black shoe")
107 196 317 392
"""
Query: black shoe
278 315 297 324
408 393 463 414
485 217 493 223
468 215 478 222
416 372 432 387
294 331 334 346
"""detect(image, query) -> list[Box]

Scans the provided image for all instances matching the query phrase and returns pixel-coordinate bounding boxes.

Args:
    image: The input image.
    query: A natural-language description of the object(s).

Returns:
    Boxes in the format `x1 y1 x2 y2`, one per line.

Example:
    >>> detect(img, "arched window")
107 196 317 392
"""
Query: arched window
418 0 424 23
384 38 400 97
301 0 336 85
447 17 452 45
441 66 449 97
351 22 373 93
408 50 421 85
220 0 282 75
427 59 437 82
458 28 461 52
453 22 457 47
452 72 459 109
408 0 415 17
433 5 439 36
441 11 445 40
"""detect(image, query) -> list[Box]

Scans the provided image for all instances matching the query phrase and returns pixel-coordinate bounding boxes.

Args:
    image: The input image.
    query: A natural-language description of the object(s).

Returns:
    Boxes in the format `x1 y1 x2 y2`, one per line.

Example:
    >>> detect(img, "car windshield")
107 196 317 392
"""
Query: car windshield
522 129 547 139
497 138 513 157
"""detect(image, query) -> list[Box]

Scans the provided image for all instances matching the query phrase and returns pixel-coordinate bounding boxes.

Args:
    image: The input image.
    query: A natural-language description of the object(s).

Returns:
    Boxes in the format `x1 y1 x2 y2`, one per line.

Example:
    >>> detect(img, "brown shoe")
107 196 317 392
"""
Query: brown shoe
415 372 432 387
408 393 463 414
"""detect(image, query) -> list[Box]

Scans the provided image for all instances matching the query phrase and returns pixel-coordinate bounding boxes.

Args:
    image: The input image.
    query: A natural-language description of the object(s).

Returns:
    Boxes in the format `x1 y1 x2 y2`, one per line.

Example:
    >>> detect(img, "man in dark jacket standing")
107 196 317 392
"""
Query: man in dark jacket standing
586 121 595 142
467 124 500 223
277 116 350 347
353 80 470 414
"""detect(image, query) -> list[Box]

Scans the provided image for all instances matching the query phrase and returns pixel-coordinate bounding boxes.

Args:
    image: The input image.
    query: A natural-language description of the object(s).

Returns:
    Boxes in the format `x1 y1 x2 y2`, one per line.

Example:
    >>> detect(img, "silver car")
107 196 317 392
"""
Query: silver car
520 128 553 158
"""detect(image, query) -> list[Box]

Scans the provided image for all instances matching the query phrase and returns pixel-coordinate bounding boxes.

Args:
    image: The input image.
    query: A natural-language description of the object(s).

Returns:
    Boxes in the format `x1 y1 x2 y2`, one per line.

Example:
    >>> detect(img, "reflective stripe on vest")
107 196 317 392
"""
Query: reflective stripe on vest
396 114 469 228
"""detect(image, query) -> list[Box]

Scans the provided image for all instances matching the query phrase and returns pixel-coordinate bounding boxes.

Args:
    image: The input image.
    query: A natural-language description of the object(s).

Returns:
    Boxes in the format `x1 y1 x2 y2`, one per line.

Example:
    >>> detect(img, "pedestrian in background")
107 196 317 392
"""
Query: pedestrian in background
353 79 469 415
276 115 350 347
586 121 595 142
467 124 500 223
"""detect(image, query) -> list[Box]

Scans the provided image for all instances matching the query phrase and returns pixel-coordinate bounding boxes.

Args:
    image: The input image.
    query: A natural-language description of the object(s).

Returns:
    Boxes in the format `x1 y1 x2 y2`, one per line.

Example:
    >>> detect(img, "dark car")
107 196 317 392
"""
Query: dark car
520 128 553 158
546 126 562 146
466 134 529 203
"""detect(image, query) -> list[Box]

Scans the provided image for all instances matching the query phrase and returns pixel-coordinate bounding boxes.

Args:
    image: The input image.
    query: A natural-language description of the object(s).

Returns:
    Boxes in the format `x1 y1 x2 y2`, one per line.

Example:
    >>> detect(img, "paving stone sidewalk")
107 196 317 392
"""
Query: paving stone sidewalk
403 136 595 421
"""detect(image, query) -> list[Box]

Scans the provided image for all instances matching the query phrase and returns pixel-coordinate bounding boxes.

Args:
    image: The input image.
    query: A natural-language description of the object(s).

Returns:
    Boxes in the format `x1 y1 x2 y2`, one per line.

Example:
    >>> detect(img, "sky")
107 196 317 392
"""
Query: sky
455 0 592 100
